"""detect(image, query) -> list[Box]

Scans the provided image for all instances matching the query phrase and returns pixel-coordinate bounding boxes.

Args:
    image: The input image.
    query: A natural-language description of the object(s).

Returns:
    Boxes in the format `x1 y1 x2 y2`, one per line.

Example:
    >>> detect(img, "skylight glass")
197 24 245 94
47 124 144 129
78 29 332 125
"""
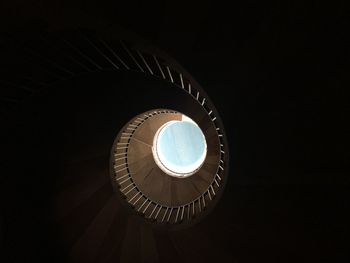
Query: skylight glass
153 116 207 178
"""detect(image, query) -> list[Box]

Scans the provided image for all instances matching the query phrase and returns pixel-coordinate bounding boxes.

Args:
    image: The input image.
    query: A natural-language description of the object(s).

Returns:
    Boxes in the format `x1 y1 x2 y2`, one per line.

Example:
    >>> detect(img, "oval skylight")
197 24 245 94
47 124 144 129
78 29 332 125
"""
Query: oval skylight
152 117 207 178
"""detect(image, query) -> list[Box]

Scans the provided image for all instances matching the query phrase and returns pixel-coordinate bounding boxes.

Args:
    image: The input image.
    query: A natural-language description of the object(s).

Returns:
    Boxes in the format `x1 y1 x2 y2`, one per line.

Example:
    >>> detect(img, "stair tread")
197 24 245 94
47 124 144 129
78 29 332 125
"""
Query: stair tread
59 183 113 249
94 206 129 263
56 158 110 219
69 196 120 263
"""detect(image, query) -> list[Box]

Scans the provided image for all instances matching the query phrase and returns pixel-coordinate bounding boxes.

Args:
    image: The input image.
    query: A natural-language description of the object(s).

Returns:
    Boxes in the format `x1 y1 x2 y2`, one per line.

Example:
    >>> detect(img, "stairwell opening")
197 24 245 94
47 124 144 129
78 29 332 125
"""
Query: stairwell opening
152 115 207 178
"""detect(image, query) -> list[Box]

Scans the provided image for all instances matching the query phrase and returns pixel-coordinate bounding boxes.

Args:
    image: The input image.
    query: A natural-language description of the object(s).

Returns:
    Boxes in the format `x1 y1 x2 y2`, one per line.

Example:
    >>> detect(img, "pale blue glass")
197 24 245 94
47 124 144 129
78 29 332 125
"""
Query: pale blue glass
157 121 206 173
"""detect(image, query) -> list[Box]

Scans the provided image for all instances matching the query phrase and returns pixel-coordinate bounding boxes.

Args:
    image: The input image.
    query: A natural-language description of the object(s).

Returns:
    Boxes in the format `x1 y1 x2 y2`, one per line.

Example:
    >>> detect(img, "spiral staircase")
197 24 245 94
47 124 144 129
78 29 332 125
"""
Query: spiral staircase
0 29 229 263
112 108 223 225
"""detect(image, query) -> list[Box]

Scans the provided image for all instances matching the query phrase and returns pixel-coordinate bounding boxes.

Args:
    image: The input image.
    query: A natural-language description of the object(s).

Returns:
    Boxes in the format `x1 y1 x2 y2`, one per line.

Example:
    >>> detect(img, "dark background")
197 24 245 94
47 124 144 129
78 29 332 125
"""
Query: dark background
0 1 348 262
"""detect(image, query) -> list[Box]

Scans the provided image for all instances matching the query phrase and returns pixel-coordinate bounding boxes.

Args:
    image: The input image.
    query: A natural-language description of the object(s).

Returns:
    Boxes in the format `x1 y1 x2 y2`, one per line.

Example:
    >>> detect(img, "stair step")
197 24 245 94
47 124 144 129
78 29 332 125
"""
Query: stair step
59 183 113 249
69 196 121 263
94 208 129 263
55 156 110 219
